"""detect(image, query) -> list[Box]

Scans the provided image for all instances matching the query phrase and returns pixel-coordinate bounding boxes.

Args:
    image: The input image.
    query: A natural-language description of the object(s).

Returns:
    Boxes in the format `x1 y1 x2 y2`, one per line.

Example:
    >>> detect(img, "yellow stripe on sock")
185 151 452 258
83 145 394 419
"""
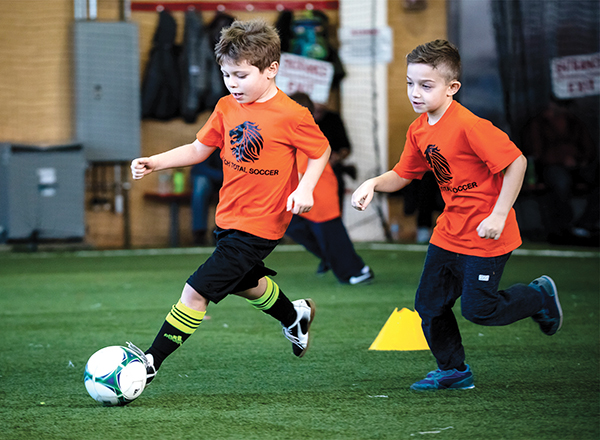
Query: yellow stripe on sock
247 277 280 311
165 300 205 334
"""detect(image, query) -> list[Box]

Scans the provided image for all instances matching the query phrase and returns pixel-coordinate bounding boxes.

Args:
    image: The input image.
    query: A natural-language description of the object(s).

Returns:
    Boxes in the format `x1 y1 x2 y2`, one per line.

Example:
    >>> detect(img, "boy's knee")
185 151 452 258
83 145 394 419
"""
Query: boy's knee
461 301 495 324
181 283 209 311
415 301 446 323
461 307 478 324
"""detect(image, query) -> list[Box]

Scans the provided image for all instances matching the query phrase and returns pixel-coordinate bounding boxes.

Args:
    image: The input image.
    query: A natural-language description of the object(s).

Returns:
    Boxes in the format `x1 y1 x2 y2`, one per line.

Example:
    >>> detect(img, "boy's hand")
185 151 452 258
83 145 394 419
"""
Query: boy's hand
476 213 506 240
351 180 375 211
131 157 155 180
287 189 314 214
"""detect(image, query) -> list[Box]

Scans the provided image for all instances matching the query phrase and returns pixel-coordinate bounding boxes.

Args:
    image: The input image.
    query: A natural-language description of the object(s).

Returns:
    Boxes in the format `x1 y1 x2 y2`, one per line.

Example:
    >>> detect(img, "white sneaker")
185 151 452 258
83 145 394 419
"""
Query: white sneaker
282 299 315 357
126 341 157 384
349 266 374 285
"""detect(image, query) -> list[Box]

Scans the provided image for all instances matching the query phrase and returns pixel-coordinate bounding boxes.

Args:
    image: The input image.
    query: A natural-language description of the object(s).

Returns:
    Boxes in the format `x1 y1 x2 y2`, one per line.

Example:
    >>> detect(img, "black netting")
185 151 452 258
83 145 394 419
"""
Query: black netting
492 0 599 147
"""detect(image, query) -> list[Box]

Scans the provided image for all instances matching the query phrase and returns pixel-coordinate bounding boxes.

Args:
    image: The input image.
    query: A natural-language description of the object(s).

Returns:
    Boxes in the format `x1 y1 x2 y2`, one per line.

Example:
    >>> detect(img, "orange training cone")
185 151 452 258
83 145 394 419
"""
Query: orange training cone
369 307 430 351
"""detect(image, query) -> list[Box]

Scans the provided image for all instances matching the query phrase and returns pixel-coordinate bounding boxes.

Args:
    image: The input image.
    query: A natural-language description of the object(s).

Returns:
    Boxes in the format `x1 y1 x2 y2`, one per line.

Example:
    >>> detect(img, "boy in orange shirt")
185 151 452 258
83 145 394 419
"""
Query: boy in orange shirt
286 93 373 285
352 40 562 391
130 20 331 383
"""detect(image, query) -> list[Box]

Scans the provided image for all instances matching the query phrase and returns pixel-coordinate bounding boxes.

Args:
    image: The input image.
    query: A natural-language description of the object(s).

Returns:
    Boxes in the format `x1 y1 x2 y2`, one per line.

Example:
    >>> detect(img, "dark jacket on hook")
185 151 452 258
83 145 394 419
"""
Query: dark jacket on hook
179 11 234 123
204 12 235 110
141 10 181 120
180 10 210 122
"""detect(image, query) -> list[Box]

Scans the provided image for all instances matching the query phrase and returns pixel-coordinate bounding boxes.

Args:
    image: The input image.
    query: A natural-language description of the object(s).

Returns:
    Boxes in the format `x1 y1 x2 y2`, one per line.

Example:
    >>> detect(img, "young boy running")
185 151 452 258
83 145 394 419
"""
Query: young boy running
129 20 331 382
352 40 562 391
286 92 374 285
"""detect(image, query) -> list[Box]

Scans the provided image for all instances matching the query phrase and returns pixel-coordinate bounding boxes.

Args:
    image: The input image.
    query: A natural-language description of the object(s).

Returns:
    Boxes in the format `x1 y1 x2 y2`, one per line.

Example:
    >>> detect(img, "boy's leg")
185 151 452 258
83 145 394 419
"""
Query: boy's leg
191 176 214 244
144 284 208 377
241 276 315 357
240 277 296 326
285 216 327 267
311 218 371 284
411 245 474 390
414 245 466 371
197 230 314 356
459 253 544 326
136 230 285 383
529 275 563 335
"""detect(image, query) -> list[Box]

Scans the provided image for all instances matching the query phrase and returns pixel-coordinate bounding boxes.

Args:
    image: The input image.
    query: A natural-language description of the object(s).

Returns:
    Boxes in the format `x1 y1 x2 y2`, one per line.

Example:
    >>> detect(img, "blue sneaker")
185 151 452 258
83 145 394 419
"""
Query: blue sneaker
410 365 474 391
529 275 563 336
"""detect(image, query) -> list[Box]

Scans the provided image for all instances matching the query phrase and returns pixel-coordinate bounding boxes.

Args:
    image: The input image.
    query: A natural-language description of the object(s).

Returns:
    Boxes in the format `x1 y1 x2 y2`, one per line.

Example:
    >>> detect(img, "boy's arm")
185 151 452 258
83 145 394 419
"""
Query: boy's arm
131 140 217 180
287 146 331 214
352 171 412 211
476 154 527 240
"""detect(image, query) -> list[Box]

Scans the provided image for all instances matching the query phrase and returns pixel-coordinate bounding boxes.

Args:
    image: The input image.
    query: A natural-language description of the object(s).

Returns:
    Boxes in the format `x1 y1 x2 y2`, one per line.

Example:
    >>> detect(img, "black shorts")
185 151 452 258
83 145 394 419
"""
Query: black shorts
186 228 280 304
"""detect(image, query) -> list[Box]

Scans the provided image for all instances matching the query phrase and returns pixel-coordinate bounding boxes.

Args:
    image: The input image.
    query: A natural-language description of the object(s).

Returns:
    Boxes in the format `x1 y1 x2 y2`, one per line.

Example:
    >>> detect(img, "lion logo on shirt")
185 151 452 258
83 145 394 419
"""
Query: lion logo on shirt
229 121 263 163
425 144 452 184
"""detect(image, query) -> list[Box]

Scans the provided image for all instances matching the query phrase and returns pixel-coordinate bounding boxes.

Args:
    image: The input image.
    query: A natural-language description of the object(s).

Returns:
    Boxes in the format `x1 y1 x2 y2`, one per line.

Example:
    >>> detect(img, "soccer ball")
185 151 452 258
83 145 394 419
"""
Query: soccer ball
84 345 147 406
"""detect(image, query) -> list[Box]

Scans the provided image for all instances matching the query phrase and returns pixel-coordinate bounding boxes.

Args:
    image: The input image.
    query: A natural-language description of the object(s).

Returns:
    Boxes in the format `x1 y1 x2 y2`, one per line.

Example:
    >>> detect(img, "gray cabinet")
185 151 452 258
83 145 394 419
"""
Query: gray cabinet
73 21 140 162
0 143 85 241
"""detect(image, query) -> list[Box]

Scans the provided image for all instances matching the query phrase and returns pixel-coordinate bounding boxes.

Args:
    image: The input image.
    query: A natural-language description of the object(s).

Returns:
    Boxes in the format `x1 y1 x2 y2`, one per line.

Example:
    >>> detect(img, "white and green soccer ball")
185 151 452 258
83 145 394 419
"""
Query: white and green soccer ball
84 345 147 406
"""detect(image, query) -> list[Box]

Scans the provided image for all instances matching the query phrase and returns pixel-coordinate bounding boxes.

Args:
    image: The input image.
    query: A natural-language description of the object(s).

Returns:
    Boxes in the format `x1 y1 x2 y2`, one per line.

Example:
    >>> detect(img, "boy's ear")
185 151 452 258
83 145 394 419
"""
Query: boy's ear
448 80 461 96
266 61 279 79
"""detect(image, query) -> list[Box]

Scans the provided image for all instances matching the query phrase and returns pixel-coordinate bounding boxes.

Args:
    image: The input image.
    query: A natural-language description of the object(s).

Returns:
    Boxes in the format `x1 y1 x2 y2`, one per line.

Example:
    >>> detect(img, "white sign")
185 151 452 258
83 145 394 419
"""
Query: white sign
37 167 57 197
277 53 334 104
338 27 393 65
551 53 600 99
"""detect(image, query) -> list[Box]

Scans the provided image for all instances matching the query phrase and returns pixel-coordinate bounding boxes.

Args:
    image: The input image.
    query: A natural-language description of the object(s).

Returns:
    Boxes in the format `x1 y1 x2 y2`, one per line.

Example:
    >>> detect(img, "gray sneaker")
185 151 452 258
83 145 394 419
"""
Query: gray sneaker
529 276 563 335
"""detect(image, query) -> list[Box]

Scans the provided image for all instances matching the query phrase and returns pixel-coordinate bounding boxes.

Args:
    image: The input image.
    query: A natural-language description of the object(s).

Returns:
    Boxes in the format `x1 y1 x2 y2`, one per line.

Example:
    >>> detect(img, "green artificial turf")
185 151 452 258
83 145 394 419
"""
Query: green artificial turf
0 244 598 439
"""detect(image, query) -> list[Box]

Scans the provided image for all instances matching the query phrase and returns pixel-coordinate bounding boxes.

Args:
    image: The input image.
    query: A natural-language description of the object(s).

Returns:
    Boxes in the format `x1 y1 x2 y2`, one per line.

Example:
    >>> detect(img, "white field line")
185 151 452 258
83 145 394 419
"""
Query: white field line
2 243 598 259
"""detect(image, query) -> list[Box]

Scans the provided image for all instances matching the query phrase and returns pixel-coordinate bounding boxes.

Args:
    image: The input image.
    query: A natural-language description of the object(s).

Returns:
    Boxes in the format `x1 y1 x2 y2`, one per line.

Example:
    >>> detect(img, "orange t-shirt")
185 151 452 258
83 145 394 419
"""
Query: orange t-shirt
296 151 340 223
196 90 329 239
393 101 523 257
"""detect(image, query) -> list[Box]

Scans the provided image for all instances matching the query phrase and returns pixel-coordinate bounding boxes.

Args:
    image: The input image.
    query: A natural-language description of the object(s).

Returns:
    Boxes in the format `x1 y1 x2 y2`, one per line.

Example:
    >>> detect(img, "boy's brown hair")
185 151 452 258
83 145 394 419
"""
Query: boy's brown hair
406 39 461 82
215 19 281 71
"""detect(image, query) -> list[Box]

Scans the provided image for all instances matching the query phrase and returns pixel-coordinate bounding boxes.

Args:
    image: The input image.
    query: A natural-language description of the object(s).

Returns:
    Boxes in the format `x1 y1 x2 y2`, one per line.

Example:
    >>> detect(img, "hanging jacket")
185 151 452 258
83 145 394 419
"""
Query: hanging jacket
275 9 294 53
141 10 181 120
180 10 209 122
179 11 234 122
203 12 235 110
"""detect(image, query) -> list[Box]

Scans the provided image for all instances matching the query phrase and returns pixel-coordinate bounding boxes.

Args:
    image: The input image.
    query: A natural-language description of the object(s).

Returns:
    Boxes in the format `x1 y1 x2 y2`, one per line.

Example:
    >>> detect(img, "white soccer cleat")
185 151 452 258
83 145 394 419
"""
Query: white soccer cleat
282 299 315 357
126 341 157 384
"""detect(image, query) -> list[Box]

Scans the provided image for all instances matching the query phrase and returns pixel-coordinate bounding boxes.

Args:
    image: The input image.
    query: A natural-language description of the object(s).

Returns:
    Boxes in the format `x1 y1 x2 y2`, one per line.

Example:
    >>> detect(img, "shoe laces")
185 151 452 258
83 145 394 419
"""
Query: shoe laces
282 310 306 348
282 326 303 348
126 341 154 371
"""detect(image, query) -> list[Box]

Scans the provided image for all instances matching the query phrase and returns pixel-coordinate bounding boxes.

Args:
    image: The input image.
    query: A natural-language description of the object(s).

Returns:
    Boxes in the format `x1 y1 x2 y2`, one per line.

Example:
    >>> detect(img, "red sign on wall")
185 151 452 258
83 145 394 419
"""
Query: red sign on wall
277 53 334 104
551 53 600 99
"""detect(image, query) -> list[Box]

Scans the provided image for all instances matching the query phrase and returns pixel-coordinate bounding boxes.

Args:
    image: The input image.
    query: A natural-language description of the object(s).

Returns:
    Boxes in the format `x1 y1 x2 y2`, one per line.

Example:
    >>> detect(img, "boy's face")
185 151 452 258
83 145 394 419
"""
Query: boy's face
220 59 278 104
406 62 460 122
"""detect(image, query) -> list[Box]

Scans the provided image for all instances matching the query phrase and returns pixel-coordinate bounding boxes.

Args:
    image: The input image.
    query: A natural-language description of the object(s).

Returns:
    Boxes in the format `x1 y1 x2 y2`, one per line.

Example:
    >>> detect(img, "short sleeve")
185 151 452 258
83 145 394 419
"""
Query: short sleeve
291 111 329 159
467 120 522 174
196 104 226 149
393 130 430 180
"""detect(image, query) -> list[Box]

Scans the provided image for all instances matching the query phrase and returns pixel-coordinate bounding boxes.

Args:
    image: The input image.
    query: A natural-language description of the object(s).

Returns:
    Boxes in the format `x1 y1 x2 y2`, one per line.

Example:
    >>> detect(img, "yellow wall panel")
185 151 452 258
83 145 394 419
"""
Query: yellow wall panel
0 0 74 144
387 0 447 166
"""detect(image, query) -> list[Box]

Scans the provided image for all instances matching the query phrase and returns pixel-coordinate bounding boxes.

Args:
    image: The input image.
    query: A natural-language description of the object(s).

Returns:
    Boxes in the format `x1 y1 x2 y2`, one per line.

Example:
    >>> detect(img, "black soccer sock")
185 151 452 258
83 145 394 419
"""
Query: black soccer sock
146 300 205 370
247 277 297 327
